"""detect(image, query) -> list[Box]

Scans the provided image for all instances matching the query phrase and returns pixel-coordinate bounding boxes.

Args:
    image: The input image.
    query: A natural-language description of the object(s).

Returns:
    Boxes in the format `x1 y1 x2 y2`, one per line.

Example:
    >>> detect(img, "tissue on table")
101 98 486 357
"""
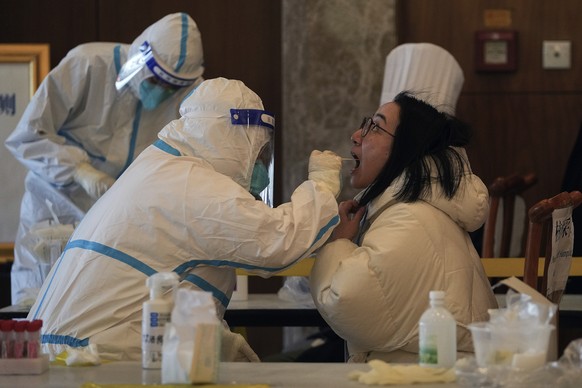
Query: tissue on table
161 288 220 384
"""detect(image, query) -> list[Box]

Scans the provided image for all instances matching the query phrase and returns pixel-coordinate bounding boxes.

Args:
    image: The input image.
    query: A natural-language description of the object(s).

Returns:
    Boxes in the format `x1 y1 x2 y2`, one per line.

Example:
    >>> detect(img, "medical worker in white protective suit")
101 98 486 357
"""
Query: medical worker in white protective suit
27 77 342 362
5 13 204 306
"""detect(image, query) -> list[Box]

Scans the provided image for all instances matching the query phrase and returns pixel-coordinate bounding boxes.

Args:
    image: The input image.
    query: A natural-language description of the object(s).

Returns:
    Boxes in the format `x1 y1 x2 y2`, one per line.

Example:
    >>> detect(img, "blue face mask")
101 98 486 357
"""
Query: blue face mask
139 80 175 110
250 161 270 197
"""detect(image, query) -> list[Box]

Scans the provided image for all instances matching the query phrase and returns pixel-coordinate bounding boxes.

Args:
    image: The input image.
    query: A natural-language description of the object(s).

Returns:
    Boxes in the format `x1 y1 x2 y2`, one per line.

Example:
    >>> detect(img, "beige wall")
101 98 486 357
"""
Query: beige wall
281 0 397 202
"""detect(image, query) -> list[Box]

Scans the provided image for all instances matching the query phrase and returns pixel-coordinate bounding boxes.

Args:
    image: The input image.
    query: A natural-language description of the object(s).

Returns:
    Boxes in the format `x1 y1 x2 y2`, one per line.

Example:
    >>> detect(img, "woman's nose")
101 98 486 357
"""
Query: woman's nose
351 130 362 145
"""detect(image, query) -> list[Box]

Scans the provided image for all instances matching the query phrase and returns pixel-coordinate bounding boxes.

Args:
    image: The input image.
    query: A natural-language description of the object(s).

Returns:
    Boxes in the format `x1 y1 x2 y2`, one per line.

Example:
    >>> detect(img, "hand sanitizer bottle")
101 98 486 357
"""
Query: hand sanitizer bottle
418 290 456 368
142 272 179 369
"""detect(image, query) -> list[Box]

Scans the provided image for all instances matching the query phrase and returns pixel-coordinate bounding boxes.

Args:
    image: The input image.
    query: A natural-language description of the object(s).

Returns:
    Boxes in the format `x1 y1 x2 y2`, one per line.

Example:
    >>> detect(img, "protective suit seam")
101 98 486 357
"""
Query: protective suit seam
41 333 89 347
64 239 157 276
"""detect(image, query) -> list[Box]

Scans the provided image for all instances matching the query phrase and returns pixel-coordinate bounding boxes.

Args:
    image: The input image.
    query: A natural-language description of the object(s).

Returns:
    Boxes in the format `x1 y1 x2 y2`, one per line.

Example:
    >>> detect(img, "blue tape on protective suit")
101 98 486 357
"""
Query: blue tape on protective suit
230 109 275 130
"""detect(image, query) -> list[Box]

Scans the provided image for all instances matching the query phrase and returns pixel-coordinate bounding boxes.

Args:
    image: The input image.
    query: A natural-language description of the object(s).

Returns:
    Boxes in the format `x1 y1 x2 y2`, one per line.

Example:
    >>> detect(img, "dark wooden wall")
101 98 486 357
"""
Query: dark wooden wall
397 0 582 210
0 0 282 112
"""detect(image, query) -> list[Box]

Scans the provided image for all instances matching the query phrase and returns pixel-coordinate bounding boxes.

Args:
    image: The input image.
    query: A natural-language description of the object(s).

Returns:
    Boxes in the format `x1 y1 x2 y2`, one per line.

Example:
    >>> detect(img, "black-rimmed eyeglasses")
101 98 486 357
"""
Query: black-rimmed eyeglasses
359 117 394 138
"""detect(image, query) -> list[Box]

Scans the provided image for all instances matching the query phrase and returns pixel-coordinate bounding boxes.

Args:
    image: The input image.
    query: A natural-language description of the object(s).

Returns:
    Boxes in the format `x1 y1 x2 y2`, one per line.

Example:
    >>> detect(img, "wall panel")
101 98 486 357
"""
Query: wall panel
397 0 582 208
0 0 97 67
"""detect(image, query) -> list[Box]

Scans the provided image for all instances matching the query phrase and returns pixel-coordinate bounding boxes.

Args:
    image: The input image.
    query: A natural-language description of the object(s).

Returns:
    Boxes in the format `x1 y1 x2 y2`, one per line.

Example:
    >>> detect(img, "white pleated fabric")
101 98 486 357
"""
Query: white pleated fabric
379 43 464 114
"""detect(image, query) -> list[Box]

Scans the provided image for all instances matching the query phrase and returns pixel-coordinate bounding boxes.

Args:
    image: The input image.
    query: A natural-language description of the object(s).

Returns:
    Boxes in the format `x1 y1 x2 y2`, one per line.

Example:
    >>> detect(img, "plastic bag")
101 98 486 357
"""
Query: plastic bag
161 289 220 384
456 340 582 387
277 276 314 306
20 200 76 285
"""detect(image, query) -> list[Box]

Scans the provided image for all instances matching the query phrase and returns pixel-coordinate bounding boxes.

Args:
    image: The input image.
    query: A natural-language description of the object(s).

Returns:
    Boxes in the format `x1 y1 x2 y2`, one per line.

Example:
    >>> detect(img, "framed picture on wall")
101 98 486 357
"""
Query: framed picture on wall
475 30 518 72
0 44 50 243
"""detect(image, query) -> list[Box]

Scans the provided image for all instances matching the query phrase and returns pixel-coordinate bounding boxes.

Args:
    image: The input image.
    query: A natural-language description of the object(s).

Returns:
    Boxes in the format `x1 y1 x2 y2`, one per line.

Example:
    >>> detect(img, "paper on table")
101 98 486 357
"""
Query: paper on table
546 206 575 303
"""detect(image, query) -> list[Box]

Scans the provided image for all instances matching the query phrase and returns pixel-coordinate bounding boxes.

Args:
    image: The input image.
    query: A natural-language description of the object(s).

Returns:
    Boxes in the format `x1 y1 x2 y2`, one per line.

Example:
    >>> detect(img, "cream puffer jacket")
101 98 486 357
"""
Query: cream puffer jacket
310 156 497 363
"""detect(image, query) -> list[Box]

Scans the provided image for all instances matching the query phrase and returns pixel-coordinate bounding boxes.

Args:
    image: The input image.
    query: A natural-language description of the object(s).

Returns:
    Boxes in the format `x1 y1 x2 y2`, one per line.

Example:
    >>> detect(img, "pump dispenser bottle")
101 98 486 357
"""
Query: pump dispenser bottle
418 290 456 368
142 272 180 369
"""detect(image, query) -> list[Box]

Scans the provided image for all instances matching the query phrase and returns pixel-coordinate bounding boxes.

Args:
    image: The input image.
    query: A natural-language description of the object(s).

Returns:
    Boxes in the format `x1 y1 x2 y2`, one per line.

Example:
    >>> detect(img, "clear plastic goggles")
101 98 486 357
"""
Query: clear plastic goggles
116 41 198 90
230 109 276 206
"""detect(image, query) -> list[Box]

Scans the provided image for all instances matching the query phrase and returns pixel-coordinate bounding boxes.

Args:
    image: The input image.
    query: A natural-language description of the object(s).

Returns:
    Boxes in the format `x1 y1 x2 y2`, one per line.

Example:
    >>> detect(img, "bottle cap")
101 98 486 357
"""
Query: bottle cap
14 320 28 332
429 290 445 300
146 272 180 299
0 320 14 332
26 320 43 331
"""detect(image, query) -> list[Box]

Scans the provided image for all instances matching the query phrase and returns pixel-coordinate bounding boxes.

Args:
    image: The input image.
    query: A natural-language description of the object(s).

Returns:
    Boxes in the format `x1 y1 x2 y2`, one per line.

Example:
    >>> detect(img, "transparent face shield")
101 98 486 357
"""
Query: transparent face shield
115 41 198 91
230 109 275 206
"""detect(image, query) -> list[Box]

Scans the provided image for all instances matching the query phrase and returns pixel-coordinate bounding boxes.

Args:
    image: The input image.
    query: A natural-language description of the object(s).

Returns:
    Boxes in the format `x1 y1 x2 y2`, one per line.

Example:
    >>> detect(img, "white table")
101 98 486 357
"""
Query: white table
224 293 582 327
3 293 581 326
225 293 325 327
0 361 458 387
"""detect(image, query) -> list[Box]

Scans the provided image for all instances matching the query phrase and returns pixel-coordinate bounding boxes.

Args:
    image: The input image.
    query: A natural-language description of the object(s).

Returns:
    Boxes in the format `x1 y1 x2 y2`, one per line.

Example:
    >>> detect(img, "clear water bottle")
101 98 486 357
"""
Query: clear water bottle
418 290 456 368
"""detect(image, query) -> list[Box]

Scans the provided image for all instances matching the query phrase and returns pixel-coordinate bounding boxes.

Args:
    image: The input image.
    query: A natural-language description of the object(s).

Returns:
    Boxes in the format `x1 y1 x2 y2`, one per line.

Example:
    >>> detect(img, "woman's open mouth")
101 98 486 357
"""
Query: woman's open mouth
351 152 360 171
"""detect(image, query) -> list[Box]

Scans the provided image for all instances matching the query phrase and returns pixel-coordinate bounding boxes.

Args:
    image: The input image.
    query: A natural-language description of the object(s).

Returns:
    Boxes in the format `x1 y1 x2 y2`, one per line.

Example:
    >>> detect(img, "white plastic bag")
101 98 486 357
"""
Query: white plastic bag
161 289 220 384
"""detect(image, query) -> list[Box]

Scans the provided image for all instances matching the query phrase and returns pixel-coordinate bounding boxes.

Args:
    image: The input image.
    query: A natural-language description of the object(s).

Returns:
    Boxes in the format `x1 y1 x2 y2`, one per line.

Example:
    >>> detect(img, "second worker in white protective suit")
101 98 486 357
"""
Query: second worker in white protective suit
28 77 342 362
5 13 205 306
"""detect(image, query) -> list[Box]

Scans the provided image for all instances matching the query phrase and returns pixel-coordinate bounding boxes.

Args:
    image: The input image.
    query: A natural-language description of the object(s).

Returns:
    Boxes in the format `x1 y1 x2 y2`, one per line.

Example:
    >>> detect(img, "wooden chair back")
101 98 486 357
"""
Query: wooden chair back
482 173 537 257
523 191 582 303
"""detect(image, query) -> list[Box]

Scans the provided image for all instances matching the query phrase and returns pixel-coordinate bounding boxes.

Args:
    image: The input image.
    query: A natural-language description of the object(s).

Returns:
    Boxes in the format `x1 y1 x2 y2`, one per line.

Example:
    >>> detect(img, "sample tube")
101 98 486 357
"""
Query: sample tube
13 320 28 358
0 320 14 358
26 319 43 358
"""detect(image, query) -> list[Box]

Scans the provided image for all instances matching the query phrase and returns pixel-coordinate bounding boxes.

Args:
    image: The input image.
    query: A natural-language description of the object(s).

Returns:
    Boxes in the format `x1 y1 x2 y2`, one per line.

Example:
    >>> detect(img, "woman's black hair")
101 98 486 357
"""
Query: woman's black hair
358 91 472 207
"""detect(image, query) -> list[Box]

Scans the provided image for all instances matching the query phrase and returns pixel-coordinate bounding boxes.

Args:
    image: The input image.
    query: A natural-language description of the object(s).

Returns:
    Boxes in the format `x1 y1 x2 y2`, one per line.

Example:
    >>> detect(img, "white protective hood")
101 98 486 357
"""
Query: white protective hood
157 77 272 192
380 43 464 114
124 12 205 94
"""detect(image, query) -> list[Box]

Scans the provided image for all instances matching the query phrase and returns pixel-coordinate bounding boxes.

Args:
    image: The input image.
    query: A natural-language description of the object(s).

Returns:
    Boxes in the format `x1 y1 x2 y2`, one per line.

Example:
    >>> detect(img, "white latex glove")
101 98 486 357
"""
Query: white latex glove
73 162 116 200
220 327 260 362
348 360 456 385
65 343 101 366
308 150 342 198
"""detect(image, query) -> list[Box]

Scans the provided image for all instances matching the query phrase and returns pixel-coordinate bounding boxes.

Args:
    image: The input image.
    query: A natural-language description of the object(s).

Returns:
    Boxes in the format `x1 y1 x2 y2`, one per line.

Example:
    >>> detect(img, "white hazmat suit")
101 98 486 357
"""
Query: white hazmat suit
5 13 204 305
28 77 341 362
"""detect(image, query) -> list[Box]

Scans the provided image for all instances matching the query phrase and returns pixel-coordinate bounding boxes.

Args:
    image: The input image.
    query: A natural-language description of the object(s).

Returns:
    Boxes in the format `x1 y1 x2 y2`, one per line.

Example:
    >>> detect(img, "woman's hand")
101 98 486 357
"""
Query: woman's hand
330 199 366 242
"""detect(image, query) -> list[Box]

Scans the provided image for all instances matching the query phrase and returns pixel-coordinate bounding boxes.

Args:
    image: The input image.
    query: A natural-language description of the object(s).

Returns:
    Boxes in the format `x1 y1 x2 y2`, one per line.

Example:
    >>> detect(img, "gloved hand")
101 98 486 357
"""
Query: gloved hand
73 162 116 200
220 327 260 362
308 150 342 198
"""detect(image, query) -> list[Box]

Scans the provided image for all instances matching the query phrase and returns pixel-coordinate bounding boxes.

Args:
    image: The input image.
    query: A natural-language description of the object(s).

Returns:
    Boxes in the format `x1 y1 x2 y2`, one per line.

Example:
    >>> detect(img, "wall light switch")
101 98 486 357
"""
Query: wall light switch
543 40 571 69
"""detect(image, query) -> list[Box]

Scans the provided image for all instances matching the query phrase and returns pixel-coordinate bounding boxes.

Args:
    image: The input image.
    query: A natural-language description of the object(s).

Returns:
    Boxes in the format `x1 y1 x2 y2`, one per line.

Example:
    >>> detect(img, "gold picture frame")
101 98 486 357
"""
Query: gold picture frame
0 44 50 245
0 44 50 97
